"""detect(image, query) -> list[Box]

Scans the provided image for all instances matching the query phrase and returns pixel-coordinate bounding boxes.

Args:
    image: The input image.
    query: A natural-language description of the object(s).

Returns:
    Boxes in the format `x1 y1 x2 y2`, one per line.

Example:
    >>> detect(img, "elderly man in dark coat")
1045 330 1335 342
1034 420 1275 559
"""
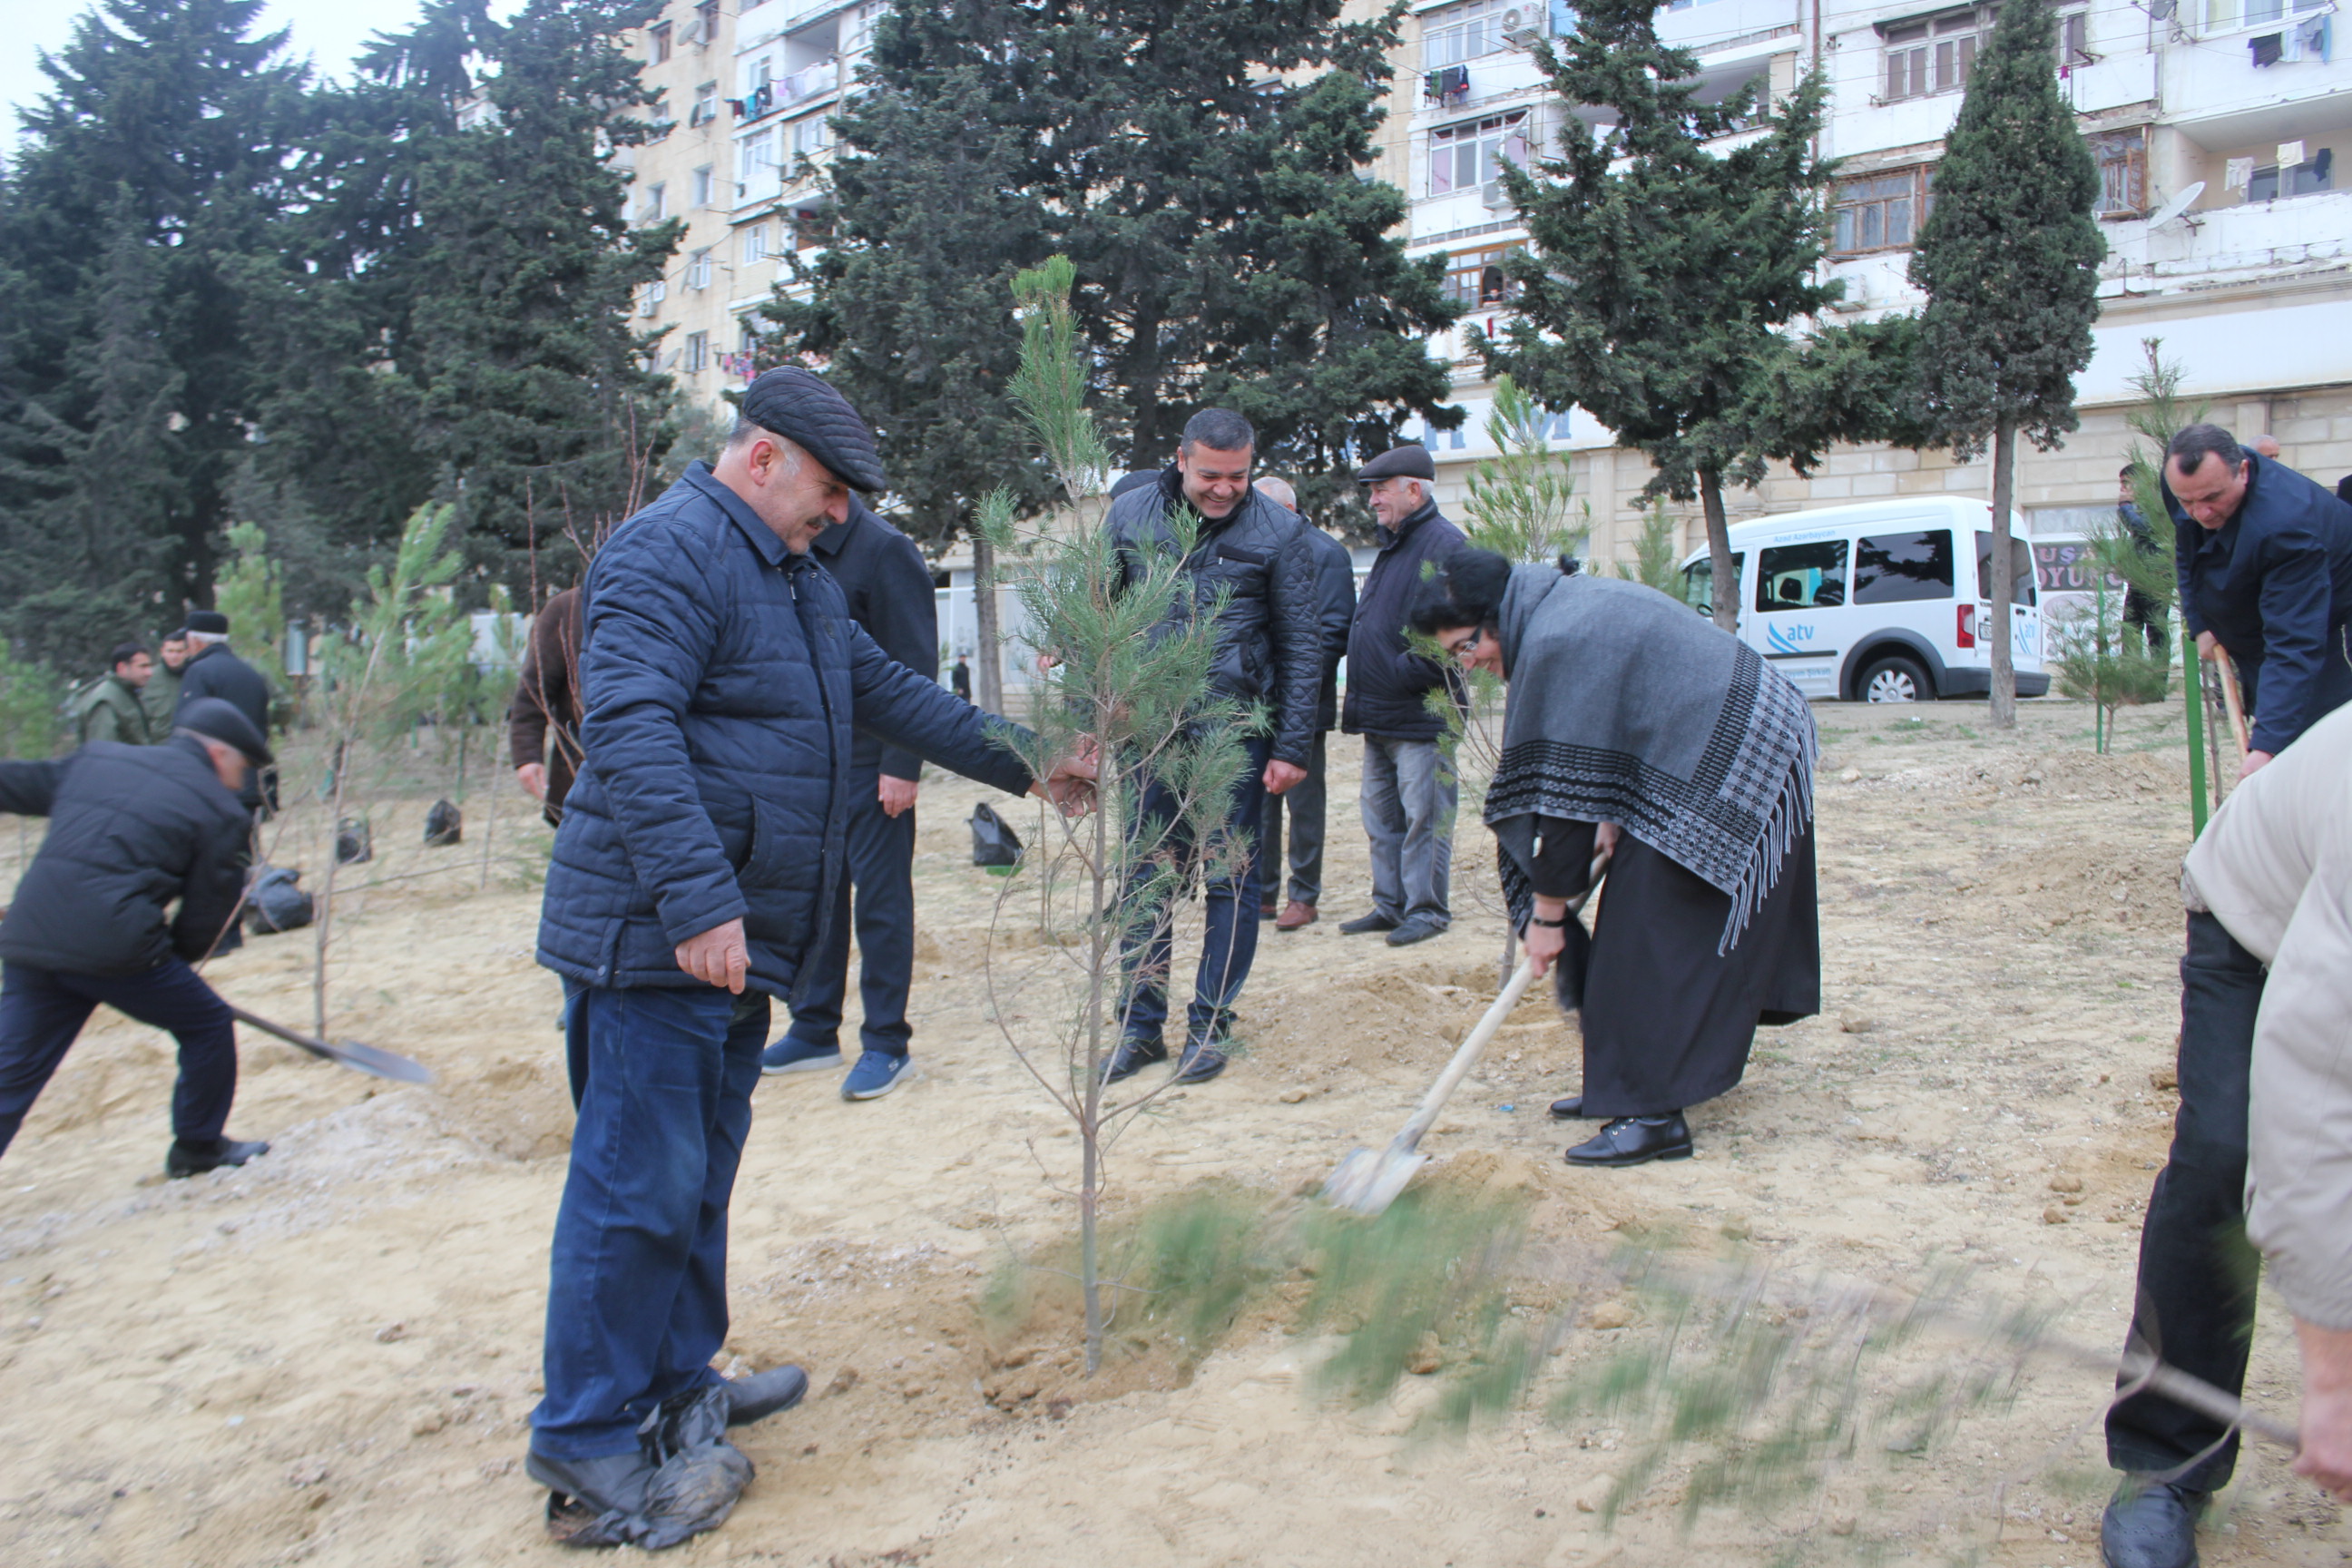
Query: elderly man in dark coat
0 699 272 1176
2164 423 2352 776
510 586 584 827
173 611 275 813
760 494 940 1101
525 368 1092 1544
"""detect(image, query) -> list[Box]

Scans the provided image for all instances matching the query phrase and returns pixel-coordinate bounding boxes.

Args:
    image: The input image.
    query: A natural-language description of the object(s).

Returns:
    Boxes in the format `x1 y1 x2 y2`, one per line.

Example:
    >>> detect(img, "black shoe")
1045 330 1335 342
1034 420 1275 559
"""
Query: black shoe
2101 1478 2208 1568
525 1447 658 1517
1338 913 1398 936
165 1137 270 1179
721 1365 808 1426
1173 1040 1229 1084
1548 1095 1589 1120
1259 903 1278 921
1386 917 1446 947
1563 1114 1692 1168
1102 1037 1168 1085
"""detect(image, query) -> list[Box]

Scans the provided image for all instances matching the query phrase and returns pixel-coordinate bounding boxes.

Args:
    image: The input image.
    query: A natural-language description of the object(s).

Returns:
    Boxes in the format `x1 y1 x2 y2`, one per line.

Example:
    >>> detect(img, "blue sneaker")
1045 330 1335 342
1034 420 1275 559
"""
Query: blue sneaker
761 1036 843 1076
841 1050 914 1101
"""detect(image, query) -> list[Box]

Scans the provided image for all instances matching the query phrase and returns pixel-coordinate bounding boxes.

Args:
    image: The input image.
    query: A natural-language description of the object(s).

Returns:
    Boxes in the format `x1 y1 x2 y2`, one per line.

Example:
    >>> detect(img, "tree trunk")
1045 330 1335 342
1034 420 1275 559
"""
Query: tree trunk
974 526 1004 716
1987 416 2018 730
1700 468 1738 634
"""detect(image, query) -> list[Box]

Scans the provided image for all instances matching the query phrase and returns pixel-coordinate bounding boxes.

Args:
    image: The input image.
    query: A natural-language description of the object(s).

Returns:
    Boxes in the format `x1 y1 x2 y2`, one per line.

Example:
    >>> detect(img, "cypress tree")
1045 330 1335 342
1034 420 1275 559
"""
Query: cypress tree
1908 0 2103 728
1481 0 1838 632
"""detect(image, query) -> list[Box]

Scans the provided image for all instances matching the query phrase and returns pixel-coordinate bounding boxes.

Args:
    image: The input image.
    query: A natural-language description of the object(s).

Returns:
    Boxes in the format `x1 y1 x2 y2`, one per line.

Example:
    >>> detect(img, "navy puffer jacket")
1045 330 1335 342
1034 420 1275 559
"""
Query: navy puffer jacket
537 466 1034 1000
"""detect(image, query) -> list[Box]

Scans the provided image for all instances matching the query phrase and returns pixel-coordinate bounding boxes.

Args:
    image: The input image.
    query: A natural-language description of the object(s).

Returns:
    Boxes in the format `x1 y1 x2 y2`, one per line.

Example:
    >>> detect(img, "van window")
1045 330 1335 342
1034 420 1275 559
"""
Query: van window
1679 554 1743 619
1852 530 1955 603
1755 541 1848 612
1974 531 2036 605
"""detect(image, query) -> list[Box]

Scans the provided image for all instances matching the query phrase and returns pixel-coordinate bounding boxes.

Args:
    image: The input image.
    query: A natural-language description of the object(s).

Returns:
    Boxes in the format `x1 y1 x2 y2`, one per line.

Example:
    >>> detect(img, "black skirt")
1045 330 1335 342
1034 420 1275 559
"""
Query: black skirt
1571 822 1819 1118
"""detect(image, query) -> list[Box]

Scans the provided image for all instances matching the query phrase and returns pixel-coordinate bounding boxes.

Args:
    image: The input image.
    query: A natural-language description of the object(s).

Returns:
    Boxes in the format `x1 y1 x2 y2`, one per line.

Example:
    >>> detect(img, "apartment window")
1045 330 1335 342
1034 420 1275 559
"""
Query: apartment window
684 331 709 374
691 165 713 208
650 22 672 64
741 223 769 264
1881 6 1989 102
690 81 720 125
641 181 668 222
792 205 835 250
644 96 673 140
739 130 775 194
1444 243 1524 309
695 1 720 42
639 279 667 318
2057 9 2092 67
738 318 761 354
792 113 830 156
1424 0 1511 69
1831 166 1930 254
1430 111 1528 196
686 248 713 290
847 1 887 54
2248 147 2334 200
2088 128 2147 216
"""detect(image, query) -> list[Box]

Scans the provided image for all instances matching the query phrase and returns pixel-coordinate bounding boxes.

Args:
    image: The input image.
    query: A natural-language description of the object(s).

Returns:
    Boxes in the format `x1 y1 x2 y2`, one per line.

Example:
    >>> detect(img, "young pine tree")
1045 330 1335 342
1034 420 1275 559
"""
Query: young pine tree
1909 0 2104 729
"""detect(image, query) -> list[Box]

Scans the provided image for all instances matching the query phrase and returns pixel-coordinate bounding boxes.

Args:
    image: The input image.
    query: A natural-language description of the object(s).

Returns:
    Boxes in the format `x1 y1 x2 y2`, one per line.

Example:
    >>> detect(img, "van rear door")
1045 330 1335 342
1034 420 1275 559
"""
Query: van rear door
1973 530 2043 673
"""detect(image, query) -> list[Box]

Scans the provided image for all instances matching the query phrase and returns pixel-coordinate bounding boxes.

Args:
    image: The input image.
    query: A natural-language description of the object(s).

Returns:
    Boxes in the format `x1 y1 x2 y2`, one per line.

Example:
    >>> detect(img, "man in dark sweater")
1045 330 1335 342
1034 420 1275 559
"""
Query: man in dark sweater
1339 444 1466 947
510 587 584 827
760 495 939 1101
1251 475 1356 931
173 611 275 813
2164 423 2352 777
0 698 273 1175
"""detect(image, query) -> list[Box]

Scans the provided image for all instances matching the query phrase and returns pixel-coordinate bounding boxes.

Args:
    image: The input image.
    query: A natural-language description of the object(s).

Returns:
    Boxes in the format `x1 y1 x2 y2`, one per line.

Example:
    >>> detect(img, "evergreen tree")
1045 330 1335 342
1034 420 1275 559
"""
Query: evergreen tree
769 0 1462 548
0 0 310 665
1909 0 2103 728
1481 0 1838 632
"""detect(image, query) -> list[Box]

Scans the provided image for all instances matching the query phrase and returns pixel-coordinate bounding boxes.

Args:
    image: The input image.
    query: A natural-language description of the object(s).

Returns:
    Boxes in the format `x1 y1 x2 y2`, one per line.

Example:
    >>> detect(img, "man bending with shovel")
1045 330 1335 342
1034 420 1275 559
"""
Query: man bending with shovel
0 698 273 1176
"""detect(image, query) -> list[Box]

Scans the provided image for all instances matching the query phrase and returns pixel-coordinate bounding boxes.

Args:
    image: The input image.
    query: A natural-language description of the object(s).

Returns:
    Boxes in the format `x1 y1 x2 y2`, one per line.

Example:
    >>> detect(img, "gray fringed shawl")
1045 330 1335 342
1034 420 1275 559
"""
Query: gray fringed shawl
1486 565 1817 952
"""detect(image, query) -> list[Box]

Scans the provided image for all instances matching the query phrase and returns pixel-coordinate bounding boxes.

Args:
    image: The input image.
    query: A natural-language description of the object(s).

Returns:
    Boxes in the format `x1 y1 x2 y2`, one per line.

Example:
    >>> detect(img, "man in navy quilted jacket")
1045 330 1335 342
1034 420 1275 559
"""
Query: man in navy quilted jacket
524 368 1093 1538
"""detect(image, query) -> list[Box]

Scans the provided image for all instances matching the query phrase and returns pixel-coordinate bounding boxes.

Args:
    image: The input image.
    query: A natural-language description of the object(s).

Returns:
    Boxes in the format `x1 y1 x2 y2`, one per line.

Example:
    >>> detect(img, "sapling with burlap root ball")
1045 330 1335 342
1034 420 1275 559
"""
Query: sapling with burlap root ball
975 255 1256 1375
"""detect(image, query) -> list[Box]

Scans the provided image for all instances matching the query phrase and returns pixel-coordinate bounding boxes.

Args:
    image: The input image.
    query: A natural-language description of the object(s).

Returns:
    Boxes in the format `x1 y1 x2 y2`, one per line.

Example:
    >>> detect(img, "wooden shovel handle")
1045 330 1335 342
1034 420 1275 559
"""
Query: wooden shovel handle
2215 652 2251 760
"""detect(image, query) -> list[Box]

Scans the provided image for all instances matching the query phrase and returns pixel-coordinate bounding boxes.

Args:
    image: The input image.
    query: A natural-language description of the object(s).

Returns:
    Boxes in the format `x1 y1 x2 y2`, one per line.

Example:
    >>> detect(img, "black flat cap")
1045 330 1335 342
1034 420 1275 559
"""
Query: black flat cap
179 610 230 636
739 367 887 493
1353 444 1436 483
177 697 273 768
1108 471 1159 500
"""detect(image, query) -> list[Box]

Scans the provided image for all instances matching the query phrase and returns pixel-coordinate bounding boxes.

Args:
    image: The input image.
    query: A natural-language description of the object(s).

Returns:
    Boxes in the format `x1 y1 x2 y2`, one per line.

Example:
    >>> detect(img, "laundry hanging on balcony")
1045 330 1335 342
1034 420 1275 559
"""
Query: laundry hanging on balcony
1425 64 1471 104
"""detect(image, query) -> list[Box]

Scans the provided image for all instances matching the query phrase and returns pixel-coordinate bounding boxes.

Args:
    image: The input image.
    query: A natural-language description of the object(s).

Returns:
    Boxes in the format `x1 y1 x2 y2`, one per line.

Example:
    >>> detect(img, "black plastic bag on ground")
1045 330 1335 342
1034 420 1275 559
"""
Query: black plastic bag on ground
335 818 372 865
423 799 463 847
543 1384 753 1552
968 802 1023 869
244 866 314 935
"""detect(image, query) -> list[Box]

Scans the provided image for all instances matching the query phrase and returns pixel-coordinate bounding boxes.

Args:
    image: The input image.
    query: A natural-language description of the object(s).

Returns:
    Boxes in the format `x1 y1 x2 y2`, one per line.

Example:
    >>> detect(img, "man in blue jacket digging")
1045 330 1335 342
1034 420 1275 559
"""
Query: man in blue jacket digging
526 368 1093 1547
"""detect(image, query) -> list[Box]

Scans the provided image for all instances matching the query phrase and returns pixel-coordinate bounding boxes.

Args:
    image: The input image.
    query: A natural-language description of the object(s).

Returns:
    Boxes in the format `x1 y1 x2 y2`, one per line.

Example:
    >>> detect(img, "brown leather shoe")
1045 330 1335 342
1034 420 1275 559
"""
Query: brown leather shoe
1275 900 1318 931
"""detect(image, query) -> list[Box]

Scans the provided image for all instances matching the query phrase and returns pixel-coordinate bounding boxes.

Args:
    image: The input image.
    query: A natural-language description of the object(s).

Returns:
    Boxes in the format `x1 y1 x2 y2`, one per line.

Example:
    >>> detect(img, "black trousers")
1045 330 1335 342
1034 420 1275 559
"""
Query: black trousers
0 958 239 1159
780 768 918 1057
2107 911 2265 1491
1257 730 1329 908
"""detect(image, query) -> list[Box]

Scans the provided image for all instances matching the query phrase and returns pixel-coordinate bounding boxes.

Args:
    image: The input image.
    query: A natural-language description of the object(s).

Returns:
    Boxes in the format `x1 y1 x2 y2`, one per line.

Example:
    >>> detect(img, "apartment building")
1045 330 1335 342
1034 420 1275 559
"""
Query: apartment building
618 0 877 420
1378 0 2352 564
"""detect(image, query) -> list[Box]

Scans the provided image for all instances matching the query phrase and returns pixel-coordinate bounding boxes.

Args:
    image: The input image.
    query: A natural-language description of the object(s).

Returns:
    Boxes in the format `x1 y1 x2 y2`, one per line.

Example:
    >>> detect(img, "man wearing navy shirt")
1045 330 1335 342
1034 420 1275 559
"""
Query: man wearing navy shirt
2164 423 2352 777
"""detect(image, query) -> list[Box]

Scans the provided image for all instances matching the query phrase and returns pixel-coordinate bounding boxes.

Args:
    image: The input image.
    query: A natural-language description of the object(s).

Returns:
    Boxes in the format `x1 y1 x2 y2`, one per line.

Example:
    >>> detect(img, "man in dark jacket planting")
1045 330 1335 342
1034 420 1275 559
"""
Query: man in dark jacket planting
527 368 1093 1543
1095 409 1320 1087
1340 444 1467 946
0 698 272 1175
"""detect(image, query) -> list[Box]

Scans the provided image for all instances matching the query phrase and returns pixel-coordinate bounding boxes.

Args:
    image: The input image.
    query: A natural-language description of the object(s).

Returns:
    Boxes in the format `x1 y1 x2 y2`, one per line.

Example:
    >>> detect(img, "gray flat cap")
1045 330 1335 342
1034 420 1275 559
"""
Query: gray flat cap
740 368 888 493
1353 444 1436 482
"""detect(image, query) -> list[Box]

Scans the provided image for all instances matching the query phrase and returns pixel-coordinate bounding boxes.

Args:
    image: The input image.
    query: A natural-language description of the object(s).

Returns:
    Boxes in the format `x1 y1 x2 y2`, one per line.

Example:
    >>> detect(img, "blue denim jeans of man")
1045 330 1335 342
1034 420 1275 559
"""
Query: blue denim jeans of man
1257 731 1329 908
1117 738 1271 1048
779 767 917 1057
0 958 237 1159
2105 912 2265 1491
1359 735 1455 927
534 982 769 1460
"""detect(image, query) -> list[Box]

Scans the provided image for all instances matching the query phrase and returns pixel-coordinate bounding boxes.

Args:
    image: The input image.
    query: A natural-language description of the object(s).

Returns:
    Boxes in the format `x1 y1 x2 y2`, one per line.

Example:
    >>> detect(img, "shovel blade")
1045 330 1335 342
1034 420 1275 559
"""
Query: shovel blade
322 1037 436 1084
1319 1145 1428 1217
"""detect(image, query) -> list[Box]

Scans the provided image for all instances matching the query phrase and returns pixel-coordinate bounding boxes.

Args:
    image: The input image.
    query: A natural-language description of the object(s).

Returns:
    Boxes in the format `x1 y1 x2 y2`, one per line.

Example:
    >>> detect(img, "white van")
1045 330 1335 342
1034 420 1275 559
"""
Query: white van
1673 497 2048 703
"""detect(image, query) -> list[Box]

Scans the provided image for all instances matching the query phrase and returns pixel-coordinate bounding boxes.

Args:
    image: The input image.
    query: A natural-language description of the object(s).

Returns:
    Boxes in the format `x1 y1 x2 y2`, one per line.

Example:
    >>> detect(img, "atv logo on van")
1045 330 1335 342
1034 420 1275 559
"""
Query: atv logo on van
1766 622 1818 654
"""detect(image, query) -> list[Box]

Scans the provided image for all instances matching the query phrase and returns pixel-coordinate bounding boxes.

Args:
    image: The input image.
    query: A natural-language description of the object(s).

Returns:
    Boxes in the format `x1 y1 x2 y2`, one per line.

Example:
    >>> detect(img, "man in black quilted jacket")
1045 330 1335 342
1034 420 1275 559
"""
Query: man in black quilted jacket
1096 407 1320 1086
0 698 273 1176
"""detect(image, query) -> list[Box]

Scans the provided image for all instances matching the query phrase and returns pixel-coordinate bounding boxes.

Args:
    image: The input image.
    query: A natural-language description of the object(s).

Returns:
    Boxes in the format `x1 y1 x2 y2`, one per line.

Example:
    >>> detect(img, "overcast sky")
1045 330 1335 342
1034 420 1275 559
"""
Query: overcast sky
5 0 432 144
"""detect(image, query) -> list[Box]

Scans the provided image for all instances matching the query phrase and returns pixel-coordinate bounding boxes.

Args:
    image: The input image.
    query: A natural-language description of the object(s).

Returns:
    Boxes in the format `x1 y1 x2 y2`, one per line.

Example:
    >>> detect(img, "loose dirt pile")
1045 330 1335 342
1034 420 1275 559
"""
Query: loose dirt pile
1 696 2344 1565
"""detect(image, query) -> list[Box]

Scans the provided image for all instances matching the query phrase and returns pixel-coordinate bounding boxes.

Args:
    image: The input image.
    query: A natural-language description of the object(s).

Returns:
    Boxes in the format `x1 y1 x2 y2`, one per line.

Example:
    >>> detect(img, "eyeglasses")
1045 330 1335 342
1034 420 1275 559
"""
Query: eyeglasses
1453 629 1483 657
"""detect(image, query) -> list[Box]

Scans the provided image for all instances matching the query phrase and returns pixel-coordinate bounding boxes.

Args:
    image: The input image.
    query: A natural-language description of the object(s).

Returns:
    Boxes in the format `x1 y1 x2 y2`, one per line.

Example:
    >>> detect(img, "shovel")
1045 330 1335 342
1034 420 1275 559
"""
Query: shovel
228 1004 435 1084
2215 650 2252 762
1323 849 1610 1217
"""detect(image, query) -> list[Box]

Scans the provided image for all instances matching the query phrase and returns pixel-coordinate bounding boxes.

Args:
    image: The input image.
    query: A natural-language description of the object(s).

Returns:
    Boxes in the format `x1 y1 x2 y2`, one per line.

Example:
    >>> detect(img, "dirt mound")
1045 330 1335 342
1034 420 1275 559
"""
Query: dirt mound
1844 746 2185 802
1238 960 1549 1075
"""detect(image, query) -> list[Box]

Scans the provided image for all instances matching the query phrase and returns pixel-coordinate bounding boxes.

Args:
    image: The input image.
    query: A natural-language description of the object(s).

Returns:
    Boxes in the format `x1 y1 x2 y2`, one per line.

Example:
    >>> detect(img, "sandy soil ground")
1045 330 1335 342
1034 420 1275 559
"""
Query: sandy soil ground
2 696 2346 1567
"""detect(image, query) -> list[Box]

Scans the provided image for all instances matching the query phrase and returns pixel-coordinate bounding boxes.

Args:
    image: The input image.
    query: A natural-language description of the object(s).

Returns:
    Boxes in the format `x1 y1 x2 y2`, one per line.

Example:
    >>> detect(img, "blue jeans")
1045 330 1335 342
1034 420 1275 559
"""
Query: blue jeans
781 767 916 1057
1117 740 1270 1047
533 983 769 1459
0 958 237 1159
1359 736 1455 926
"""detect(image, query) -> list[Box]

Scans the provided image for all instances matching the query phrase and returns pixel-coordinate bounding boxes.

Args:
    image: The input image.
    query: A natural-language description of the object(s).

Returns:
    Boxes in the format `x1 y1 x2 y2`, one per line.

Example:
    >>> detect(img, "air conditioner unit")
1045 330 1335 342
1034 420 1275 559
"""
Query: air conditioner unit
1500 5 1549 48
1480 180 1514 211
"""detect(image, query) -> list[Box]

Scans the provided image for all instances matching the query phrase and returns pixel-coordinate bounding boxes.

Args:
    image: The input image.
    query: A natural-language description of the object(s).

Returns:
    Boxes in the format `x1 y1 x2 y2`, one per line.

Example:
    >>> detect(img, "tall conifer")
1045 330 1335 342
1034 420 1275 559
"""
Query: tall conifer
1909 0 2103 728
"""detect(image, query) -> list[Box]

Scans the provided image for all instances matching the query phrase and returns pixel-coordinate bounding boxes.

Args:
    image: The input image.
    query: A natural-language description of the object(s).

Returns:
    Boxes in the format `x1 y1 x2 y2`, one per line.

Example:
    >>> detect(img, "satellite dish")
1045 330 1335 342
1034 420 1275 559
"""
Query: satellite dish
2147 181 2207 229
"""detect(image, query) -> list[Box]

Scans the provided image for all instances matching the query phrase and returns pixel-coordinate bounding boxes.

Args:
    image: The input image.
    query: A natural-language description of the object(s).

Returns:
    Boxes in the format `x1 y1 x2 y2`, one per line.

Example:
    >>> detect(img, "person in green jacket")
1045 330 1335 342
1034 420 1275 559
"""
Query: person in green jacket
74 643 154 747
140 631 187 736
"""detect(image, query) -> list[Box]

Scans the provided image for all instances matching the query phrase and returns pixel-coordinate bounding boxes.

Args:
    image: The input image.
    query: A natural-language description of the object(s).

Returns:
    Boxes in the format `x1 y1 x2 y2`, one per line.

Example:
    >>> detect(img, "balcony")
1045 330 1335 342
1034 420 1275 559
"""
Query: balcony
2103 184 2352 296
